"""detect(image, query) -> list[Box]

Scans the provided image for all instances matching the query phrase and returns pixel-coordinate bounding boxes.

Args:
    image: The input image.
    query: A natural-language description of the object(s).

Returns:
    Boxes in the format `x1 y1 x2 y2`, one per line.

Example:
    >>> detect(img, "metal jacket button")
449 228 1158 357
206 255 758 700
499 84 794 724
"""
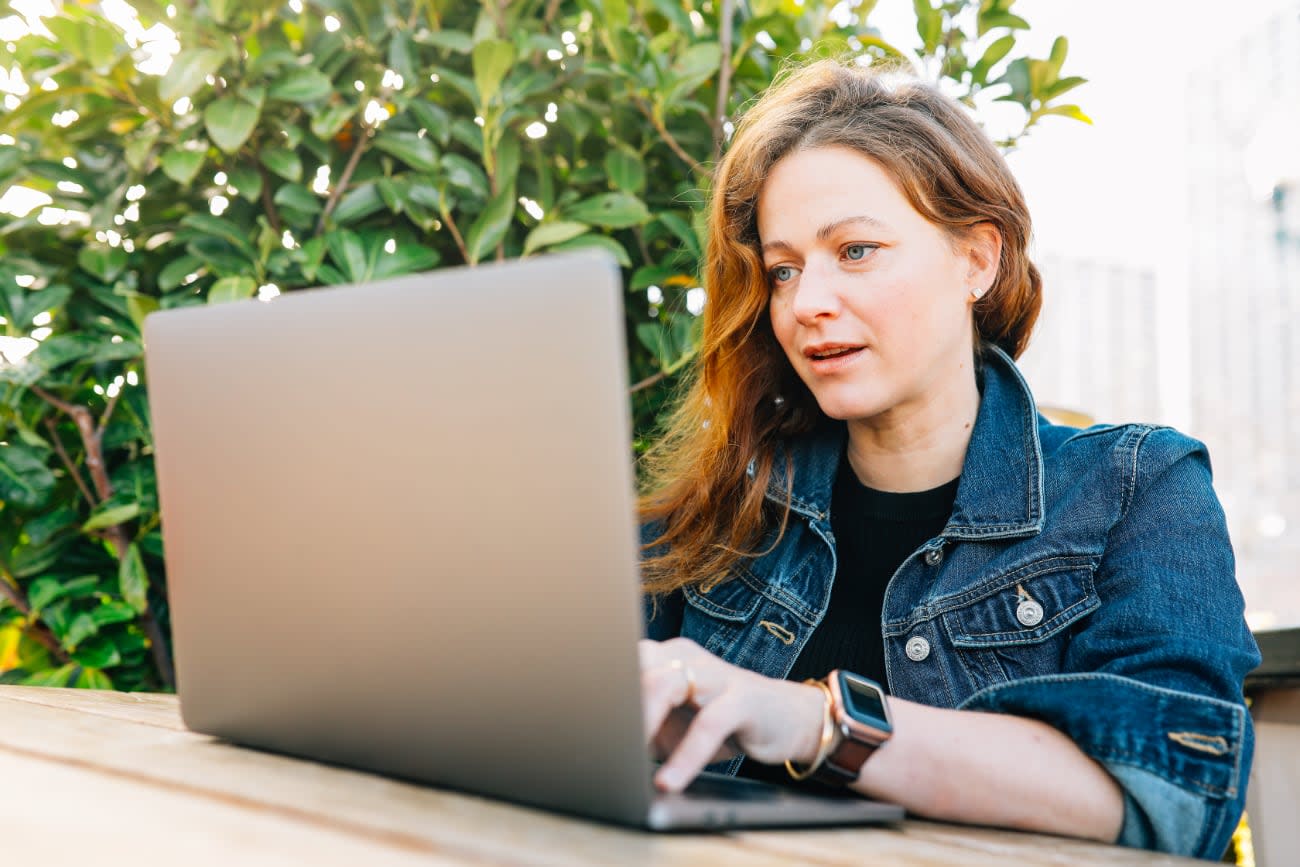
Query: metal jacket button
923 547 943 567
905 636 931 661
1016 599 1044 627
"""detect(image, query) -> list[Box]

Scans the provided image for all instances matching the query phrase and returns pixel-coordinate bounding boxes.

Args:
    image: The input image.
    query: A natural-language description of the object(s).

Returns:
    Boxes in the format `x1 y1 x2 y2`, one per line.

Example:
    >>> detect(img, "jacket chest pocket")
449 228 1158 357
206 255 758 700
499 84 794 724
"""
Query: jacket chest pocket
941 559 1100 688
681 574 763 657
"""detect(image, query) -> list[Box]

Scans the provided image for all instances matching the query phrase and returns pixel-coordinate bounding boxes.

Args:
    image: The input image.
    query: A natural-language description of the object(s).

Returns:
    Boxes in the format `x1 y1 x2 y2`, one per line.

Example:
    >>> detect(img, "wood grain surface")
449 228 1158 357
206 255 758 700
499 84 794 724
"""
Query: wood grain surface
0 687 1200 866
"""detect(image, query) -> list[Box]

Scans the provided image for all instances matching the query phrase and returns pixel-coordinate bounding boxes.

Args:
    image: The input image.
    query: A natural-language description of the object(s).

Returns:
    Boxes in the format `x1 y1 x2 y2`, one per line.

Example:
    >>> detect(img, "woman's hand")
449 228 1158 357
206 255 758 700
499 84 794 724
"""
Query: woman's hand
639 636 825 793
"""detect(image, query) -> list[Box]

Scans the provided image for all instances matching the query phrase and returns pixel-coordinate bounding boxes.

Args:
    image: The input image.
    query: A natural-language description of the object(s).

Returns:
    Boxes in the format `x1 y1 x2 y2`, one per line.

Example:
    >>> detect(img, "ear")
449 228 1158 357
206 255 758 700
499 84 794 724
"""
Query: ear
963 222 1002 295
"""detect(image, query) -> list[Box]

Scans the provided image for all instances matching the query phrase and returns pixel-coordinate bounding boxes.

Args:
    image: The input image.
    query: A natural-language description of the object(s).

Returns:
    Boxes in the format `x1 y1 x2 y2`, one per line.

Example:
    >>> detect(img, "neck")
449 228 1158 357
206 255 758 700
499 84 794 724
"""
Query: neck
843 364 980 493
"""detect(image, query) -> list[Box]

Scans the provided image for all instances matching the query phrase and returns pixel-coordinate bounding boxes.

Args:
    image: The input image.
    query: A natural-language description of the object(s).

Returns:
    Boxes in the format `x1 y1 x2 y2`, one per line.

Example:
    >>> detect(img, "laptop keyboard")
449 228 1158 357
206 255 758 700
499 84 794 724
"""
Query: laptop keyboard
681 772 786 801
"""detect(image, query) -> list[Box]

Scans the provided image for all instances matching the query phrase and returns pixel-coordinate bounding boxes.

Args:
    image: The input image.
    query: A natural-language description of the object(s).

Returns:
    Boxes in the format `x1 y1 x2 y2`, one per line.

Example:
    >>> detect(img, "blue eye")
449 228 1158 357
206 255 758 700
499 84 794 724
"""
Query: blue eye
844 243 874 261
770 265 796 284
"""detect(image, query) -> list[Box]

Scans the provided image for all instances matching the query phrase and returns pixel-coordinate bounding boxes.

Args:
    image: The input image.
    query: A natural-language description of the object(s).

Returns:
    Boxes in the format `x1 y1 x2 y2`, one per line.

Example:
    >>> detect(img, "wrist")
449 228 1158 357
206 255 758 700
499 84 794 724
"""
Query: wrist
793 681 834 764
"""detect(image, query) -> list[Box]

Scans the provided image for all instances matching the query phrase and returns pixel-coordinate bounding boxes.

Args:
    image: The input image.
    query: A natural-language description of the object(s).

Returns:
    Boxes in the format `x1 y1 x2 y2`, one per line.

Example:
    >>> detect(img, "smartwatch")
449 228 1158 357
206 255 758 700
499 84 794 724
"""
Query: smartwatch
813 669 893 785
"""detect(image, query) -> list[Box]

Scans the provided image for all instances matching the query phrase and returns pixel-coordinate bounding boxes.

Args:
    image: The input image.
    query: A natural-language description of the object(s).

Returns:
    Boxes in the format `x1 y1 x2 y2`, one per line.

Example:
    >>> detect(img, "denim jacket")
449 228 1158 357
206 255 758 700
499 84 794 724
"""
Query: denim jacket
644 346 1260 860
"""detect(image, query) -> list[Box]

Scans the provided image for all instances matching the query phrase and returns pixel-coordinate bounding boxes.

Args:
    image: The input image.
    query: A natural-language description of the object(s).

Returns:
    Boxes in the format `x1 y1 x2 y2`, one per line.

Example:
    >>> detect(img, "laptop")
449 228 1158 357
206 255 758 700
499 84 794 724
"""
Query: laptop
143 249 903 830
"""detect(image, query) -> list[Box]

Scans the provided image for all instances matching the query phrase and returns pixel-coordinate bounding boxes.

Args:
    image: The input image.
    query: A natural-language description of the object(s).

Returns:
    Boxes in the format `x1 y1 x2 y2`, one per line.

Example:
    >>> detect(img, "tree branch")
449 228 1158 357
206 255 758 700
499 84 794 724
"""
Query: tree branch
317 124 374 235
0 571 73 665
42 417 98 509
630 370 669 393
29 387 176 689
258 162 283 236
711 0 736 169
97 386 123 439
634 96 703 176
441 205 471 264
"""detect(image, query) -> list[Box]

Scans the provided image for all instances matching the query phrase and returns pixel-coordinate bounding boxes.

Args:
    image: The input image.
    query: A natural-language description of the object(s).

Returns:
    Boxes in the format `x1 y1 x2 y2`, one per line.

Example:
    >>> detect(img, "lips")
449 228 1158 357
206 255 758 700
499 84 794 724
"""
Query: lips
801 343 867 374
804 343 865 360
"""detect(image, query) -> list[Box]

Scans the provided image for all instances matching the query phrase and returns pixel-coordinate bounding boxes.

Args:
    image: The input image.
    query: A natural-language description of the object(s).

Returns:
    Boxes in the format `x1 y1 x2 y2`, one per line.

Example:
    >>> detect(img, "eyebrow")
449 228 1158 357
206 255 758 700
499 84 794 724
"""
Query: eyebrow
760 215 891 255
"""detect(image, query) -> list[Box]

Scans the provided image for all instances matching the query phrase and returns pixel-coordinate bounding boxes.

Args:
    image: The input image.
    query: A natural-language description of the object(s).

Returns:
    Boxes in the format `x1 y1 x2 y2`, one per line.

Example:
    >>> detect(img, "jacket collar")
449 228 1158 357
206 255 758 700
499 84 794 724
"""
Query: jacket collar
762 346 1045 539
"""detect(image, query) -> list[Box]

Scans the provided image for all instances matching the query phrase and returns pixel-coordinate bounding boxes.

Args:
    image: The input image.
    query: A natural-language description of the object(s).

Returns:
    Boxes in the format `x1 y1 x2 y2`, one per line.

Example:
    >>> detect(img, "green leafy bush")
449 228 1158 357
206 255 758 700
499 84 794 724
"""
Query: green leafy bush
0 0 1086 690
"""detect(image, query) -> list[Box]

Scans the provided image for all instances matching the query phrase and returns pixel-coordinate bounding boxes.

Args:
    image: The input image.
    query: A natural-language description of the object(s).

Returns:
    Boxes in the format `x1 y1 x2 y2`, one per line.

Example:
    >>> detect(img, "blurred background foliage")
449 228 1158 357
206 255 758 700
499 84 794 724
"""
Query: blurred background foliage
0 0 1087 690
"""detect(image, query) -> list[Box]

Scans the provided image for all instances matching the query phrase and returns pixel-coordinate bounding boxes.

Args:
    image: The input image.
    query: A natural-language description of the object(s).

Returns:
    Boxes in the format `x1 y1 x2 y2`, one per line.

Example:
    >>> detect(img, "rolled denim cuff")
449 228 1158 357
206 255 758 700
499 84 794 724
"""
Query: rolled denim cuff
958 672 1250 860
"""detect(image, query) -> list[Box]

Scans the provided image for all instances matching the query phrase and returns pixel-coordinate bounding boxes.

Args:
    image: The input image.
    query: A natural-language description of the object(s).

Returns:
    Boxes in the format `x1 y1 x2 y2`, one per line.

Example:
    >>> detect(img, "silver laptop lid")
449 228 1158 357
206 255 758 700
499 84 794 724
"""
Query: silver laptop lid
145 250 655 824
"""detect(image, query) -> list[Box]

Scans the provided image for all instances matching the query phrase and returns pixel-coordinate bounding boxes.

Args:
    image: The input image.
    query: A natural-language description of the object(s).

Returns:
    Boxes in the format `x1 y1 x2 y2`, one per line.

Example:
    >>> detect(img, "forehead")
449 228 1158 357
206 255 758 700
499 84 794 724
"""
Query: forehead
756 145 920 238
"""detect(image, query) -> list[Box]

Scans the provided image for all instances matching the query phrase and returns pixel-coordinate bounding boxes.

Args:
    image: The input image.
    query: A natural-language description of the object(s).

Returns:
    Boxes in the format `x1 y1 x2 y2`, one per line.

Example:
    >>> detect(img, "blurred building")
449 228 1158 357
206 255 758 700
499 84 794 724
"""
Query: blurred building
1017 255 1162 426
1183 2 1300 629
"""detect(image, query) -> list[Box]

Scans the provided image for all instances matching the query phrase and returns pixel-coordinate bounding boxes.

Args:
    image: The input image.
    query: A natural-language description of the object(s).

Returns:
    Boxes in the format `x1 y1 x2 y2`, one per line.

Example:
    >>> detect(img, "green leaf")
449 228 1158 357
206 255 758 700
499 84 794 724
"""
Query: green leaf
522 221 589 256
159 255 204 291
77 668 115 690
260 146 303 182
123 129 159 172
26 576 65 613
77 245 129 283
566 193 651 229
268 67 334 103
310 104 354 140
388 30 417 83
0 444 56 510
549 233 631 267
471 39 514 107
158 48 227 103
671 42 722 98
23 505 78 547
972 34 1015 84
978 10 1030 35
126 294 159 331
1041 75 1087 101
71 635 121 669
464 185 516 265
161 147 206 186
118 543 150 613
208 276 257 304
604 148 645 194
272 183 322 217
90 602 138 627
373 131 440 172
657 212 700 259
440 153 489 197
82 502 142 532
1039 104 1092 124
913 0 942 53
331 182 386 224
325 230 368 282
371 240 440 280
204 95 260 153
421 29 474 54
227 166 263 202
64 612 98 650
1048 36 1069 74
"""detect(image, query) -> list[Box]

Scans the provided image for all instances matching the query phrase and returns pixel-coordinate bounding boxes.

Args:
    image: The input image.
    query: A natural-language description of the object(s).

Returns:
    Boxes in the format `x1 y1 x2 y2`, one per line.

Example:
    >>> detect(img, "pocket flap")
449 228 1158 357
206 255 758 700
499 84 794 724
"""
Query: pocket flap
947 565 1100 647
683 573 762 623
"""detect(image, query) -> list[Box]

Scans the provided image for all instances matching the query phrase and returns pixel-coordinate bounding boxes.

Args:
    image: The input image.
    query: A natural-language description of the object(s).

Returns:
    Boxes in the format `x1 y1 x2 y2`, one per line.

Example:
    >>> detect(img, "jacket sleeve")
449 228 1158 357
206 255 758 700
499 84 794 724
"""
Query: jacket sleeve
640 520 684 640
959 427 1260 860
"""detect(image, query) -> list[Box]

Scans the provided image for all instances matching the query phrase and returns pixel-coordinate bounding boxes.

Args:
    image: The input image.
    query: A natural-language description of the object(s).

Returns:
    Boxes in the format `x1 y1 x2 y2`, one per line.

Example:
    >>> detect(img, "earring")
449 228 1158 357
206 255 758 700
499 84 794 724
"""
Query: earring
970 286 986 300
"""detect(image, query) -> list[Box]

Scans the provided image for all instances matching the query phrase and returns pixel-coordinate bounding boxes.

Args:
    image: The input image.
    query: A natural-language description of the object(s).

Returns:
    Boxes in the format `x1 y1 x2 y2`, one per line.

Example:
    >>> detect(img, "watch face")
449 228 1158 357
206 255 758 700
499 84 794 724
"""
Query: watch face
839 671 892 732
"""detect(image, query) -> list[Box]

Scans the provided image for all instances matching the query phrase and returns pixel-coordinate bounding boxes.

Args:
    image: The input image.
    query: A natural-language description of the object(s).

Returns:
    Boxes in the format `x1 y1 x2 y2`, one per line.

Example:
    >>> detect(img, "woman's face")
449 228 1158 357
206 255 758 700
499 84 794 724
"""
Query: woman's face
758 145 995 425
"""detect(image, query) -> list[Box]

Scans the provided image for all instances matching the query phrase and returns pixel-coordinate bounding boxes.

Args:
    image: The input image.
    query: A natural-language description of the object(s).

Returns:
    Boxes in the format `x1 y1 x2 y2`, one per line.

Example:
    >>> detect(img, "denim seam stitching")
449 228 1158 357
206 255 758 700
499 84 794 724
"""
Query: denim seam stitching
958 673 1246 797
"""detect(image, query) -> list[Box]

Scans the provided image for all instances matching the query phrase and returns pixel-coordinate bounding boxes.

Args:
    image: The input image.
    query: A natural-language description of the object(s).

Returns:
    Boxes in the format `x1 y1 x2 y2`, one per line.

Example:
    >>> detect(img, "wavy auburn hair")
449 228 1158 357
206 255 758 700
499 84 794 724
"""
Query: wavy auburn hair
639 58 1042 596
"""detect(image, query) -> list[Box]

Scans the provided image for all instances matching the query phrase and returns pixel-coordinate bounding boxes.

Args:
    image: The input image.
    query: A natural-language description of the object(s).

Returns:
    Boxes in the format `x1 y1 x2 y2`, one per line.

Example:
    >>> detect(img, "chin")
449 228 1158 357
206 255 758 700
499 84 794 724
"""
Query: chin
810 391 891 423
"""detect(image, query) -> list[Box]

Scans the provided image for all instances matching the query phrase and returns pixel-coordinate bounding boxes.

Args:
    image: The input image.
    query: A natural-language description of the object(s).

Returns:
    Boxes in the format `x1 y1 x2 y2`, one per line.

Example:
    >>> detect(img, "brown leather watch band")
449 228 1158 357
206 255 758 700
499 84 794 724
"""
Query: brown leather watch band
811 730 879 785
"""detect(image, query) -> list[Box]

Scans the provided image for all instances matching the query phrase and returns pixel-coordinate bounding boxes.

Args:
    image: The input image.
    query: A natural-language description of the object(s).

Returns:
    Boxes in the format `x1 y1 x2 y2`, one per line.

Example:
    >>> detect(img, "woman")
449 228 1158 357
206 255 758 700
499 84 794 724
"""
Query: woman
637 58 1259 860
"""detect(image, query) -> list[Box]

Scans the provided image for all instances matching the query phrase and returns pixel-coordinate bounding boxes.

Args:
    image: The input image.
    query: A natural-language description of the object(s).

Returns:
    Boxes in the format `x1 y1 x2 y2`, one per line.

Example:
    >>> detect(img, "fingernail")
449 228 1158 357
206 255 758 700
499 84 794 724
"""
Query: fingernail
656 768 682 792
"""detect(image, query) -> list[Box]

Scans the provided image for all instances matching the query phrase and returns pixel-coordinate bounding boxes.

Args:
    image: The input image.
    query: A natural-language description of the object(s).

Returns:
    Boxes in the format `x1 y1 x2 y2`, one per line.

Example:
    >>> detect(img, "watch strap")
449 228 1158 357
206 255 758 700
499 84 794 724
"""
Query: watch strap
811 729 879 785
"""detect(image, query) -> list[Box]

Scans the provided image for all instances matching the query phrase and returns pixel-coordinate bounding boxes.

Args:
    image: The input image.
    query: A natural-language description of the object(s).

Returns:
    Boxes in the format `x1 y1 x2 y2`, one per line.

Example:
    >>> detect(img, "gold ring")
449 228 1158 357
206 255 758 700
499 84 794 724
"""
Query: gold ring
669 658 697 705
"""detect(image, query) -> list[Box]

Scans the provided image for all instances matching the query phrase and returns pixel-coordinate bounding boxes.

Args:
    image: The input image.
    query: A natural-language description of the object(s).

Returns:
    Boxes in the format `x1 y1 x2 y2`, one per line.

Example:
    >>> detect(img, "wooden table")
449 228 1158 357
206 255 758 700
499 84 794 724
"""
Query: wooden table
1247 626 1300 867
0 686 1199 865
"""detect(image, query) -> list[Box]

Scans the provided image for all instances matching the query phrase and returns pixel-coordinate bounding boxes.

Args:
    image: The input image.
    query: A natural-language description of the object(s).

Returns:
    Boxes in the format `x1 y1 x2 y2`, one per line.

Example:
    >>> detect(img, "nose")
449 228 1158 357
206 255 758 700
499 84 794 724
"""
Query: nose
789 259 841 324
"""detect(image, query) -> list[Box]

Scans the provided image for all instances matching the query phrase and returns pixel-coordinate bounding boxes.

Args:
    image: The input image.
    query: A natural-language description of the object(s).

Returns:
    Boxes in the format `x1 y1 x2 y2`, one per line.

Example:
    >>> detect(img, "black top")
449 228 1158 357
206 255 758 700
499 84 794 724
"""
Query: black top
736 454 958 791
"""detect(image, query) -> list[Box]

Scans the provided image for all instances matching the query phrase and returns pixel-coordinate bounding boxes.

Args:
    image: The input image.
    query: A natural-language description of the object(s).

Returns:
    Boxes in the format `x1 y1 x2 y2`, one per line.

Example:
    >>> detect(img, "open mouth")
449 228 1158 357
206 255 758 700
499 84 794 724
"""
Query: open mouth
809 347 862 360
